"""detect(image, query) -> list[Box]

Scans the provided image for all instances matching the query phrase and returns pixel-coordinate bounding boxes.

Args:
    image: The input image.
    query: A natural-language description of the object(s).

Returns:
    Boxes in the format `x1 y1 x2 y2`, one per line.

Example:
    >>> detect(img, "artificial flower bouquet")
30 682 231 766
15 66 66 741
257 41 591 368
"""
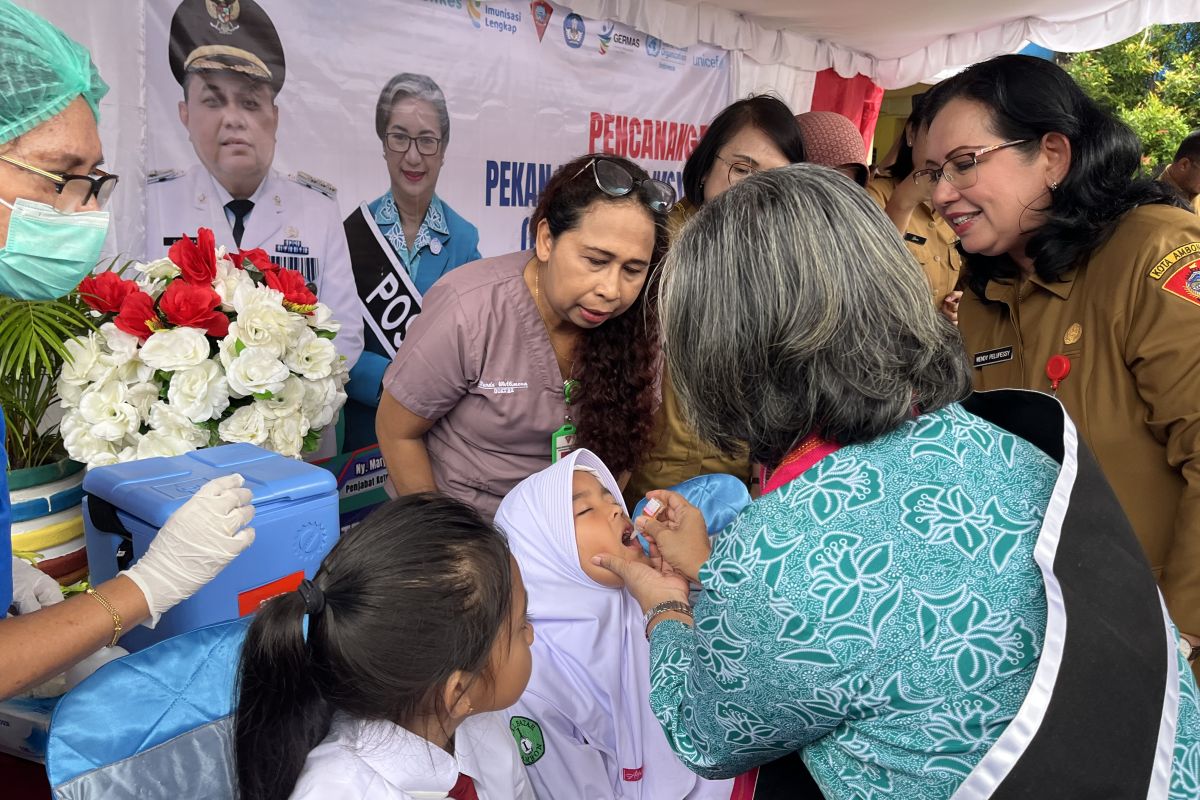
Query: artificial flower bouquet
58 228 348 466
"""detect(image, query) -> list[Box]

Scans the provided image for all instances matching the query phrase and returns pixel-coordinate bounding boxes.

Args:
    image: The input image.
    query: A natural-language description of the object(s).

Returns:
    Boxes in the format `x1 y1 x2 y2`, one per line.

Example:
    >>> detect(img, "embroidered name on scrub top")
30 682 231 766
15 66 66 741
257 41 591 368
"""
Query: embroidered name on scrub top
973 346 1014 368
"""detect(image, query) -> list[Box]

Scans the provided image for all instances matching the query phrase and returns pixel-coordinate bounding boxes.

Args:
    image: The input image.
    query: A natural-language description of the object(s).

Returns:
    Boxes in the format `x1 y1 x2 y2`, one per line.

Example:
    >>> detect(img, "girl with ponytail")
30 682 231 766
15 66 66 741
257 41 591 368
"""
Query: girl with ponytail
234 493 536 800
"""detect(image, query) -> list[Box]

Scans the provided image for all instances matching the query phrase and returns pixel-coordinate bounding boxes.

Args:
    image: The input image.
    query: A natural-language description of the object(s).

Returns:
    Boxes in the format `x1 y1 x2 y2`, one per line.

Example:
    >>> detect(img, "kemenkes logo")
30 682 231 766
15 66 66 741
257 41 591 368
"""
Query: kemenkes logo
563 12 585 48
645 35 661 56
597 21 614 54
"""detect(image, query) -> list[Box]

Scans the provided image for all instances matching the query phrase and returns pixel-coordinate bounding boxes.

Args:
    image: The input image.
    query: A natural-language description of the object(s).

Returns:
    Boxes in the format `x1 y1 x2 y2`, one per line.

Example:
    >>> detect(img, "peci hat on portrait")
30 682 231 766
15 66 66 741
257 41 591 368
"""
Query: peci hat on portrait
168 0 285 95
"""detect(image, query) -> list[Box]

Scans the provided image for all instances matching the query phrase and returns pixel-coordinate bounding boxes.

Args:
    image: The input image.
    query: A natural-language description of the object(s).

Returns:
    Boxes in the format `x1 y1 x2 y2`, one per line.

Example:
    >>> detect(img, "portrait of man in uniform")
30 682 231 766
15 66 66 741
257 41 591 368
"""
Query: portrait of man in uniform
144 0 362 376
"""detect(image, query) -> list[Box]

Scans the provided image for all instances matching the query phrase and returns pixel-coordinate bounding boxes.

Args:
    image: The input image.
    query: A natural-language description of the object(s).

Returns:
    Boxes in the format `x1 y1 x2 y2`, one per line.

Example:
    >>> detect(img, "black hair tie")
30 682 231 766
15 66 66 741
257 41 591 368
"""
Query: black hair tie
297 579 326 615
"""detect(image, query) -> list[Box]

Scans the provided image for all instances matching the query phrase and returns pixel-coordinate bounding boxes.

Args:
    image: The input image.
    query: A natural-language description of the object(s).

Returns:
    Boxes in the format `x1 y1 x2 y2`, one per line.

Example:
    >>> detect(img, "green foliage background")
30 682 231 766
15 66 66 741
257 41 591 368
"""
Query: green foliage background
1065 24 1200 170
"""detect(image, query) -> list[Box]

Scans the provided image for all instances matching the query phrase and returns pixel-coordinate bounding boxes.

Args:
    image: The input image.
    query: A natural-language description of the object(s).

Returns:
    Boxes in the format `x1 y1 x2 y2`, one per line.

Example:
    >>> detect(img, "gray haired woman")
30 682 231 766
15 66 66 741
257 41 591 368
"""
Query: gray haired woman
342 72 480 452
597 165 1200 798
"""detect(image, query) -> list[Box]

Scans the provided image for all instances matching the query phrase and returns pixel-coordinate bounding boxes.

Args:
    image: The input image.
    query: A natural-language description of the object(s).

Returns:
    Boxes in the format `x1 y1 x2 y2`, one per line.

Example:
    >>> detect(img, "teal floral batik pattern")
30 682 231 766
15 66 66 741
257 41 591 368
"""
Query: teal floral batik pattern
650 402 1200 798
649 404 1055 798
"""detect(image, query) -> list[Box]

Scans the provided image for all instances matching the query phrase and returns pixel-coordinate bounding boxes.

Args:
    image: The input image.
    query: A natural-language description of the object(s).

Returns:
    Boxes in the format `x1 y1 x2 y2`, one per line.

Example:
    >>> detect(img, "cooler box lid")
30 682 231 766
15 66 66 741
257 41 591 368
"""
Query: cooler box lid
81 444 336 527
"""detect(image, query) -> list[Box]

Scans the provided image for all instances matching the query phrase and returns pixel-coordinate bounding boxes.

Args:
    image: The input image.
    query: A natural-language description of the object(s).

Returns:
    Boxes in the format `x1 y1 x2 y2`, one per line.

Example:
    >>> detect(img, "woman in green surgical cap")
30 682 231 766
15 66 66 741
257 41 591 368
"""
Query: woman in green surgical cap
0 0 256 700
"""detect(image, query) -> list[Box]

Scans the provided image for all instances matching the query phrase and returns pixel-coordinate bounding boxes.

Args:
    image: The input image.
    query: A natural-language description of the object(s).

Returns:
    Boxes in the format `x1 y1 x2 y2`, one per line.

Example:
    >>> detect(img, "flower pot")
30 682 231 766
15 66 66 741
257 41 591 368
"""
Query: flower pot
8 458 88 586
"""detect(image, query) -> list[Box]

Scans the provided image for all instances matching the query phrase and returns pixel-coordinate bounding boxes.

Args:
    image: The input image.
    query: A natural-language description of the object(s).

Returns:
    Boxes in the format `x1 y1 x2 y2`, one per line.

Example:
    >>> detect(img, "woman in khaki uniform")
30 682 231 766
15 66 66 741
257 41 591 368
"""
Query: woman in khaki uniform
624 96 805 507
867 102 964 319
921 54 1200 671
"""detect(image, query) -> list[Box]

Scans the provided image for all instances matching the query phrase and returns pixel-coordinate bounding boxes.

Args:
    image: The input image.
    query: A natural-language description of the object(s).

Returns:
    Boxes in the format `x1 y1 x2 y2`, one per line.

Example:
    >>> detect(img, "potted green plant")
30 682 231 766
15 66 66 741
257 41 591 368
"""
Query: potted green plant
1 291 94 587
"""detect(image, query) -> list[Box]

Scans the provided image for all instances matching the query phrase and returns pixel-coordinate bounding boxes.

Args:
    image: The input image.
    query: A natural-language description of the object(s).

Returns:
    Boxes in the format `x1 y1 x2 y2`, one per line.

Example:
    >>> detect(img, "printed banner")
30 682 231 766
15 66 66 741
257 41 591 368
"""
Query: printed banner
140 0 732 260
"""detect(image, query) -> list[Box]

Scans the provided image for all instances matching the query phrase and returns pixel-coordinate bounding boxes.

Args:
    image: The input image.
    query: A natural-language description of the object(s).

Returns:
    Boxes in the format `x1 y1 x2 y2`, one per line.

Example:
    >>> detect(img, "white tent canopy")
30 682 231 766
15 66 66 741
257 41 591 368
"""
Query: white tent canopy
569 0 1200 91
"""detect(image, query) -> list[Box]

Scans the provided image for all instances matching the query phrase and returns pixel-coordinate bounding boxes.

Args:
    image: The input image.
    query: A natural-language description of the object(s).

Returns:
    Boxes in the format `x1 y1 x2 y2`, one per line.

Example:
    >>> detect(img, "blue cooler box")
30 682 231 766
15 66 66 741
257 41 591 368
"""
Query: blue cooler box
83 443 339 651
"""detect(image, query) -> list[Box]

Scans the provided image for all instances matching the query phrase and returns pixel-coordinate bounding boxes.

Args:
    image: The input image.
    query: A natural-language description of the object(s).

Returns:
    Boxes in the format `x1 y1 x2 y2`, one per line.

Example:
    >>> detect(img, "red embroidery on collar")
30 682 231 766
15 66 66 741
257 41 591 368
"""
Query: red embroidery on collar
762 434 841 495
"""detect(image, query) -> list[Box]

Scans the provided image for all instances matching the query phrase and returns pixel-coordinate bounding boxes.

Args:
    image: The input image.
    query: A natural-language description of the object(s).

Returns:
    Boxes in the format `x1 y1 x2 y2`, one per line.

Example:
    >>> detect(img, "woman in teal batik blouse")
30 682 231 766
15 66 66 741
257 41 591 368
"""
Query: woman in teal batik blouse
596 165 1200 799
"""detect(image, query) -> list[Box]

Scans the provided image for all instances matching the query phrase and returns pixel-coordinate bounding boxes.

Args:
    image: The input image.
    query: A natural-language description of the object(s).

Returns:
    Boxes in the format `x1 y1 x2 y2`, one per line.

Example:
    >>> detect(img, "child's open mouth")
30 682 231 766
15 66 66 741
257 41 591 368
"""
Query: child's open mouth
621 524 638 549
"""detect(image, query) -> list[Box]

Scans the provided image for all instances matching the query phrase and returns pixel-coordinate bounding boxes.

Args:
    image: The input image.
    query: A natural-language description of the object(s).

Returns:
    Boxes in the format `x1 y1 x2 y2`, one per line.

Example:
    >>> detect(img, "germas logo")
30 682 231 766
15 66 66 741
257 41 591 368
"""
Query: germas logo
597 21 614 54
612 31 640 48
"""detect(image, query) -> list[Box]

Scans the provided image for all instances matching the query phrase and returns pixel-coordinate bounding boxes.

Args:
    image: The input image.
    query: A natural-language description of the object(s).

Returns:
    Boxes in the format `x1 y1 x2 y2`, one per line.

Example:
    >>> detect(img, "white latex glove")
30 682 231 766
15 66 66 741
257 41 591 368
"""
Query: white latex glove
10 556 65 615
123 474 255 625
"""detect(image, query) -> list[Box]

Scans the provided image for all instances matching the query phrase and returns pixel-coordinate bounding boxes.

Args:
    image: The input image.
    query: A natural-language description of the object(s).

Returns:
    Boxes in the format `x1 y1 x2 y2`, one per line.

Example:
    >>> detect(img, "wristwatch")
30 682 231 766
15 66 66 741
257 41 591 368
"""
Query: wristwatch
1181 635 1200 663
643 600 693 639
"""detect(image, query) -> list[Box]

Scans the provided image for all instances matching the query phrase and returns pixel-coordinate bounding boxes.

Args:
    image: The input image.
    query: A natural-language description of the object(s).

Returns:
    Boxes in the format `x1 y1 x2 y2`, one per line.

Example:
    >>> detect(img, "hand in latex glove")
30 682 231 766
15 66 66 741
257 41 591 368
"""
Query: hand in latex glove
124 474 255 624
10 557 64 615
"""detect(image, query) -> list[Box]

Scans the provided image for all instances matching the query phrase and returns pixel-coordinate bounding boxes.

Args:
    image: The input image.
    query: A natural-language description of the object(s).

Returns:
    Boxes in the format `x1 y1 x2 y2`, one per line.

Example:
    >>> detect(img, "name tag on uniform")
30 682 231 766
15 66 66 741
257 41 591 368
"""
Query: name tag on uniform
903 232 928 245
973 346 1014 367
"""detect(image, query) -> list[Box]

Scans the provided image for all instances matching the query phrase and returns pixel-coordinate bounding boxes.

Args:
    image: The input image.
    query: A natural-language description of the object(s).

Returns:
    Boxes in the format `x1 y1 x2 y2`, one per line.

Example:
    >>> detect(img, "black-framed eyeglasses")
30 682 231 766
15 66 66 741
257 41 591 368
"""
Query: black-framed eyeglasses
571 157 676 213
0 154 119 212
384 132 442 156
911 140 1031 189
713 153 757 186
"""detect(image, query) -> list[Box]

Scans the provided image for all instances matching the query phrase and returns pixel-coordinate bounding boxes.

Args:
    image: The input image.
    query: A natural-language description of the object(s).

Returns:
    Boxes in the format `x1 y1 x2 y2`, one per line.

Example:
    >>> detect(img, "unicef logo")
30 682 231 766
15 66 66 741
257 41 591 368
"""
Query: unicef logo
563 12 585 48
646 36 661 57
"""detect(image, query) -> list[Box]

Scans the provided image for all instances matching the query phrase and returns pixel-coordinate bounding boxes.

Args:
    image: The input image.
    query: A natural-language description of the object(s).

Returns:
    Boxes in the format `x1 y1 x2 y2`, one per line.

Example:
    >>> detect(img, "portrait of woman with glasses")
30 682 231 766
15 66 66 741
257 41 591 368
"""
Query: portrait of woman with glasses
375 153 673 520
342 72 482 453
625 95 804 510
922 54 1200 677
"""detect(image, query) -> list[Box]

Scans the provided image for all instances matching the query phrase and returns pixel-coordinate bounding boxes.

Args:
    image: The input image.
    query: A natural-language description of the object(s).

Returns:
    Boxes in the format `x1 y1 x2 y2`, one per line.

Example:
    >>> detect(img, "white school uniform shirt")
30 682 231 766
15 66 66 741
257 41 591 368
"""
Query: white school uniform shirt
290 711 535 800
495 450 733 800
145 164 364 369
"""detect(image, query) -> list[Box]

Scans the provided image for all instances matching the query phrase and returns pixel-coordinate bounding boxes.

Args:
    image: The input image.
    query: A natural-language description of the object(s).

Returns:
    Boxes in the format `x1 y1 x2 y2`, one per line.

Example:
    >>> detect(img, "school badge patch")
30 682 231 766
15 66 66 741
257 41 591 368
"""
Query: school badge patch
1162 260 1200 308
510 716 545 766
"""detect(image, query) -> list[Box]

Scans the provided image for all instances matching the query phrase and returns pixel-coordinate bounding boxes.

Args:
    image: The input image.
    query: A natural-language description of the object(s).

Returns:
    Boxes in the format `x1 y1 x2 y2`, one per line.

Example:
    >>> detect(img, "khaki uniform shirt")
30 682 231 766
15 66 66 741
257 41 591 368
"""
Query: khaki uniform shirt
867 175 963 305
625 199 753 506
959 204 1200 635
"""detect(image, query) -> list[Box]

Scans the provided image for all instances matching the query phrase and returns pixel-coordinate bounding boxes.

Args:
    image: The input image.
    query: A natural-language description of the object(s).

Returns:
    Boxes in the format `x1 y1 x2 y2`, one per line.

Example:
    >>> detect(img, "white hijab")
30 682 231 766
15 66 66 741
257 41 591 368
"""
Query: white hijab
495 449 727 800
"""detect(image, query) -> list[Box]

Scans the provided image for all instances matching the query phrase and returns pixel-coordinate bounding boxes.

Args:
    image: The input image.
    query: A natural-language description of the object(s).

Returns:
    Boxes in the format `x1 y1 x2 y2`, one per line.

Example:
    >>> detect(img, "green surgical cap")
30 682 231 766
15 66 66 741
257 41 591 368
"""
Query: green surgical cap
0 0 108 145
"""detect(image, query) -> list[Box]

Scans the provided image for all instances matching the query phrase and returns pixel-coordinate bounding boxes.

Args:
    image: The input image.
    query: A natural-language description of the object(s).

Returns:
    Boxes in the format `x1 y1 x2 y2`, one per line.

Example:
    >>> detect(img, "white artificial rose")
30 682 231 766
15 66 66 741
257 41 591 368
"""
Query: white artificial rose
148 401 211 449
301 376 338 429
139 327 211 372
125 381 161 418
230 284 293 357
267 412 309 459
257 374 304 419
135 430 195 459
99 322 139 364
114 357 155 385
61 411 121 466
168 360 231 422
217 330 240 371
77 379 140 441
217 403 269 445
137 257 181 282
283 328 337 381
306 302 341 334
58 379 84 409
225 346 290 398
59 332 109 386
213 257 255 312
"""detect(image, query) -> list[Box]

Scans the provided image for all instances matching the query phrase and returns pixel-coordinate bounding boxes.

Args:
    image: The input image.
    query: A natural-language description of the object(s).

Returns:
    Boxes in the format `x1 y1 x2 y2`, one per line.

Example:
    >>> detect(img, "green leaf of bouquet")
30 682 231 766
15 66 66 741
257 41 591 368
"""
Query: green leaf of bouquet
253 390 275 400
314 329 337 340
234 338 246 354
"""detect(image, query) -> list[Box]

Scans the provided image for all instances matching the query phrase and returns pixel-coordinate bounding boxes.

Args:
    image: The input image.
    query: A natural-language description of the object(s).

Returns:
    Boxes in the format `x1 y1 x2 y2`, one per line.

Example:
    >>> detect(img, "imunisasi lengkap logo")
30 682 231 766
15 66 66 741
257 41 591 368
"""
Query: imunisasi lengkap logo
466 0 521 34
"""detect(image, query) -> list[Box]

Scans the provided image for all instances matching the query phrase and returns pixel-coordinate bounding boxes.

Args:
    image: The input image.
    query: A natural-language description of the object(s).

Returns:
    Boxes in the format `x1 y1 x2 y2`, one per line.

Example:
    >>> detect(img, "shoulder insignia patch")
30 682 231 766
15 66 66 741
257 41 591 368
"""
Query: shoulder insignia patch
1162 261 1200 308
146 168 183 185
1148 242 1200 281
510 715 545 766
289 171 337 199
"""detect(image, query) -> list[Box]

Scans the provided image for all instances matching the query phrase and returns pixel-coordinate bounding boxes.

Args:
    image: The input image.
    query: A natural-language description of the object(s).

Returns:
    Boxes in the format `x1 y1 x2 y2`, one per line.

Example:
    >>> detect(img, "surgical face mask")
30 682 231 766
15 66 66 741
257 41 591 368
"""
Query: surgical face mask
0 197 110 300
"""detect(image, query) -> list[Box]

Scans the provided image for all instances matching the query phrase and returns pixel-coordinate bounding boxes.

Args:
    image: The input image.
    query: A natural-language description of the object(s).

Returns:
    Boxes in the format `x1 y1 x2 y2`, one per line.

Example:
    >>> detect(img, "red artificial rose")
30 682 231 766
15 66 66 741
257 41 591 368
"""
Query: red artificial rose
78 272 140 314
168 228 218 285
158 279 229 338
113 290 160 340
265 267 318 312
234 248 276 273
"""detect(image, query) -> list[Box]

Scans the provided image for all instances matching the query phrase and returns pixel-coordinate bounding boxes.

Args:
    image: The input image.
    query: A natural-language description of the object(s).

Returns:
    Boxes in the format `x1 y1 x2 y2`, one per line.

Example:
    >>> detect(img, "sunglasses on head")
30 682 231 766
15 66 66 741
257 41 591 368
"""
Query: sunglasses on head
571 157 676 213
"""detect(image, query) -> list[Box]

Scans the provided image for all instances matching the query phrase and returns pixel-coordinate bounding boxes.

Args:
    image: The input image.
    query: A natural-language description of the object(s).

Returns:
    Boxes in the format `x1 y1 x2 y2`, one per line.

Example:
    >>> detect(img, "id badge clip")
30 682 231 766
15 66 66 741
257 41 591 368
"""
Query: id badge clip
551 422 577 464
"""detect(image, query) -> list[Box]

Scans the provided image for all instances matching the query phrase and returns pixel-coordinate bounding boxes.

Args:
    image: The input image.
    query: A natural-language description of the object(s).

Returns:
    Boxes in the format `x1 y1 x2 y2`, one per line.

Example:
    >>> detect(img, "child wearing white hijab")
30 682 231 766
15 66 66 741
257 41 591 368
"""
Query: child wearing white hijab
495 449 737 800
